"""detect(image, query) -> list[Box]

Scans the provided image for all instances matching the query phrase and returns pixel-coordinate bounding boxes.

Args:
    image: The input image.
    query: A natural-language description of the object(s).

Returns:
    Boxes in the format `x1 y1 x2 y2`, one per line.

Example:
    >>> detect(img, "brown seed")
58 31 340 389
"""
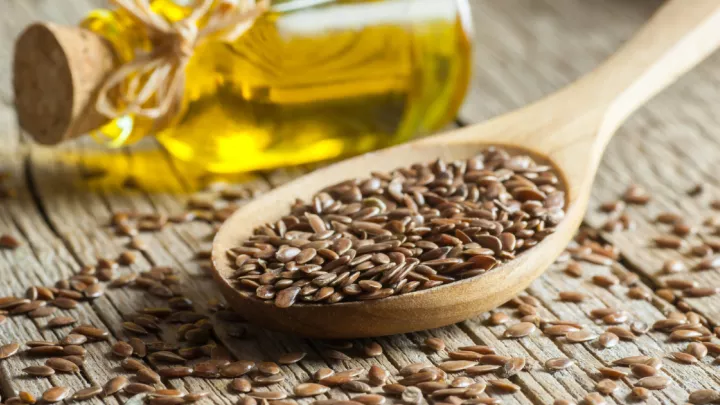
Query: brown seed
438 360 477 372
544 357 573 371
630 364 657 378
253 374 285 386
295 383 331 397
606 326 636 341
368 365 389 386
123 321 149 335
685 287 719 297
583 392 606 405
597 332 619 349
424 337 445 351
596 379 617 395
670 329 703 341
314 368 334 382
278 351 306 364
634 376 670 390
71 325 109 340
591 275 619 288
382 383 407 395
220 360 255 377
558 291 585 302
0 342 20 359
103 376 129 396
122 358 147 372
687 342 708 359
71 386 103 401
543 324 580 337
488 379 520 393
249 391 287 400
60 333 87 346
47 316 76 328
149 351 186 364
24 365 55 377
364 342 383 357
46 357 80 373
63 345 86 356
125 382 156 395
42 387 70 403
158 366 194 378
613 355 652 366
565 261 583 277
135 367 161 384
52 297 78 309
111 341 134 358
632 387 650 400
29 306 56 318
323 349 351 361
670 351 699 364
598 367 628 379
566 330 597 343
489 312 510 325
353 395 386 405
654 235 684 249
129 337 147 358
343 381 372 393
230 378 252 393
504 322 536 338
689 389 720 404
466 365 501 375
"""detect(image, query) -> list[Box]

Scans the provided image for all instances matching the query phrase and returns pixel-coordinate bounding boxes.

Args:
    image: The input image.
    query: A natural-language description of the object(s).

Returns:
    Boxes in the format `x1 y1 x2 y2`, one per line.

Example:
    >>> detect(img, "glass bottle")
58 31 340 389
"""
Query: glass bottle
82 0 473 172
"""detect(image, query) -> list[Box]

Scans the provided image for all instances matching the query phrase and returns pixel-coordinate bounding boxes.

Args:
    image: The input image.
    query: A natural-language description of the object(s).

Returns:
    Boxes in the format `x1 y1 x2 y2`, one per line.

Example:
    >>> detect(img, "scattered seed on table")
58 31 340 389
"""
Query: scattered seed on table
488 379 520 393
504 322 536 338
368 365 388 386
42 387 70 403
71 386 103 401
635 376 670 390
137 368 162 384
598 367 628 379
24 365 55 377
0 342 20 359
566 330 597 343
278 352 306 365
424 337 445 351
46 357 79 373
545 357 573 371
489 312 510 325
596 379 617 395
689 389 720 404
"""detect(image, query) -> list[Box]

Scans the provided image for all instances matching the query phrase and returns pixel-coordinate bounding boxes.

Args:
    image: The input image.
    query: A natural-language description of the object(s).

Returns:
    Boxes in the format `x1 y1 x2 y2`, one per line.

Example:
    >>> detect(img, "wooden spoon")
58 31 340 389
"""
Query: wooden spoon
212 0 720 338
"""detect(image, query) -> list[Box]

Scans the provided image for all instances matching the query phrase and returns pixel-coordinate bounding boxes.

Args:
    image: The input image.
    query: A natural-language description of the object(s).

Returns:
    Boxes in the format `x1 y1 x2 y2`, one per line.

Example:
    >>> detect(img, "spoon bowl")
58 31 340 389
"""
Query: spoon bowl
212 0 720 338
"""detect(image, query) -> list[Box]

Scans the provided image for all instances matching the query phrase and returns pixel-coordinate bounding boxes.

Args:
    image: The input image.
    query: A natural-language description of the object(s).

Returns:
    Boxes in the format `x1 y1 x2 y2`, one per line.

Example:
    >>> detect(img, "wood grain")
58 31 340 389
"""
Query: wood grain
1 0 720 404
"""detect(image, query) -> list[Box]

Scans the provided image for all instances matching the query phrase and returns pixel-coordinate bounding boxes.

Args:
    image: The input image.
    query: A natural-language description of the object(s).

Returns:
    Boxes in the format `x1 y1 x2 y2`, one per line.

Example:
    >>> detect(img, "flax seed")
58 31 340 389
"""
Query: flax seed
634 376 670 390
42 387 69 403
71 386 103 401
46 357 79 373
424 337 445 351
544 357 573 371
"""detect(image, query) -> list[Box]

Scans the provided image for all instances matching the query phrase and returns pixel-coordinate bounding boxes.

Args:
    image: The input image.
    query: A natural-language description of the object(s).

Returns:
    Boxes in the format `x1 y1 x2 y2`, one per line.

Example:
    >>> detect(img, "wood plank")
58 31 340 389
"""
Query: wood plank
459 0 660 123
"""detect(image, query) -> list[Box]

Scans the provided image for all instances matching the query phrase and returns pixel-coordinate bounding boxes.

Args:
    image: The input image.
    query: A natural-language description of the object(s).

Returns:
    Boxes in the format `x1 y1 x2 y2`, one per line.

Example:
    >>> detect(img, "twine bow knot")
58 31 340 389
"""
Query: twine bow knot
95 0 269 122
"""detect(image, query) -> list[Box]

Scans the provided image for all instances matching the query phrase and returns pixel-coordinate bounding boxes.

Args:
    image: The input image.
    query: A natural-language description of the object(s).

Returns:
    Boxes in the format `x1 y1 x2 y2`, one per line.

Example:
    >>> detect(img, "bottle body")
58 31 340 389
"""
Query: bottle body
84 0 473 172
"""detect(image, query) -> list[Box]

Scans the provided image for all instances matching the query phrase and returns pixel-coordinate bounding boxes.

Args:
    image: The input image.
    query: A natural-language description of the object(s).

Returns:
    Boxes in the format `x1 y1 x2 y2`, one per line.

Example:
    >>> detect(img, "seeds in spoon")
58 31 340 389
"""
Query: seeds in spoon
227 150 565 306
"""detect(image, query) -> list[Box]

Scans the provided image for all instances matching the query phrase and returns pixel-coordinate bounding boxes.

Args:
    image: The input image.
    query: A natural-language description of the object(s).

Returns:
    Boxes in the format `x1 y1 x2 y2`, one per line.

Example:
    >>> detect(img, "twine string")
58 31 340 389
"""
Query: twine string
95 0 269 121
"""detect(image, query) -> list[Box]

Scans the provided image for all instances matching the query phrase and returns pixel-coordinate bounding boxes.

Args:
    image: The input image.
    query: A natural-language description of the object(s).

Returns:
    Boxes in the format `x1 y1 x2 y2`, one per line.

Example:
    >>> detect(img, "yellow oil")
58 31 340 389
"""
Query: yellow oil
83 0 472 173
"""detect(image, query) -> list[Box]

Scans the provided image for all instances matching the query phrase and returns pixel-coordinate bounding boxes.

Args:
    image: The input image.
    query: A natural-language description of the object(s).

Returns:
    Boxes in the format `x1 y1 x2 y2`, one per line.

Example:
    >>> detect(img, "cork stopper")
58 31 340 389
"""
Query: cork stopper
13 22 117 145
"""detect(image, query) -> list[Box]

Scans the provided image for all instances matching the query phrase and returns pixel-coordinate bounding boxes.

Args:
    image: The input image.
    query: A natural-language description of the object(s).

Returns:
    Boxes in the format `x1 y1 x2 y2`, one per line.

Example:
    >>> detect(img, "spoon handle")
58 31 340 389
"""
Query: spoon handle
581 0 720 146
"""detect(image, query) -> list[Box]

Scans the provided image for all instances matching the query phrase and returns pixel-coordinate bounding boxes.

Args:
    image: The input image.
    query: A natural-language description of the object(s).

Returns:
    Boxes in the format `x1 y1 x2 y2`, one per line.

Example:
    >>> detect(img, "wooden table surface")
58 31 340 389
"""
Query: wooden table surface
2 1 720 404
